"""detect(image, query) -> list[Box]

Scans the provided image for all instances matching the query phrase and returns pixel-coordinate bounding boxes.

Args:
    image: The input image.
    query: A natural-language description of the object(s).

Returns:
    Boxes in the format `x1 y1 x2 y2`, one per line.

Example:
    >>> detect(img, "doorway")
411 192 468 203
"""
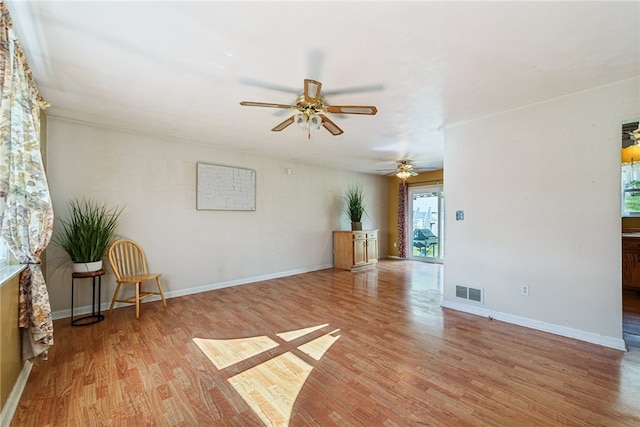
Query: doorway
622 118 640 348
408 185 444 263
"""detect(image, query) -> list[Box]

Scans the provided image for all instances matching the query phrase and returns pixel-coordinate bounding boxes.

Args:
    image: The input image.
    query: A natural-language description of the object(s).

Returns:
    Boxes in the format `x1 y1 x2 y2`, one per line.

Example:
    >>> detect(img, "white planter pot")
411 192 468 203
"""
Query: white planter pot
71 260 103 273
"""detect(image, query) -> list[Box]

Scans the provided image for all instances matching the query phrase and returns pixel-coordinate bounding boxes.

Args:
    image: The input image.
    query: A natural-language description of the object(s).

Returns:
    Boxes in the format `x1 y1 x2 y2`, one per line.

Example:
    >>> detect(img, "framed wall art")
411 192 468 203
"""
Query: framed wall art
196 162 256 211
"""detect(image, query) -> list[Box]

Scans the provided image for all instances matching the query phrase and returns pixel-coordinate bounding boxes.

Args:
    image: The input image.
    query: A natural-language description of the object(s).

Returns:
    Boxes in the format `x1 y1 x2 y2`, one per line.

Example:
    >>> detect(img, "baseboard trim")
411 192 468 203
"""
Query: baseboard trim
440 299 628 352
0 361 32 427
52 263 333 320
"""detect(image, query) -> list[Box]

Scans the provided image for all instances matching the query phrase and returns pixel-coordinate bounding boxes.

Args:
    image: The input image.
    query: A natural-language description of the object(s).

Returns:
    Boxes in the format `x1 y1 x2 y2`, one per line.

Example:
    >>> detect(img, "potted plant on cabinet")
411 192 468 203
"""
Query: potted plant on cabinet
54 198 123 273
344 184 366 231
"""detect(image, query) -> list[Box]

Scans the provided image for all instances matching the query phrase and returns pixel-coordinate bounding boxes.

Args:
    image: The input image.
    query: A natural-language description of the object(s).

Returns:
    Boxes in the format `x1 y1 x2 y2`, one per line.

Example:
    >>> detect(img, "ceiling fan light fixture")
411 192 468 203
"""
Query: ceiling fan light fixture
294 113 307 128
308 113 322 130
396 170 412 180
294 113 322 130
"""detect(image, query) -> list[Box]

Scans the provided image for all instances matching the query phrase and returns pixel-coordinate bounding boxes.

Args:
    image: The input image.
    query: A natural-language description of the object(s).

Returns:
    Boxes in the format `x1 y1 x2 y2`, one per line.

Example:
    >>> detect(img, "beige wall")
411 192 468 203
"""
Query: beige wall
386 169 444 257
443 77 639 349
44 117 389 316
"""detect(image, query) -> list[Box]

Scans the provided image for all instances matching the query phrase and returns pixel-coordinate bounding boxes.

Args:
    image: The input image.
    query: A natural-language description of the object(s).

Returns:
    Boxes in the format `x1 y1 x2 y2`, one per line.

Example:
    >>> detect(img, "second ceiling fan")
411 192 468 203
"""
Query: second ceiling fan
378 161 436 181
240 79 377 138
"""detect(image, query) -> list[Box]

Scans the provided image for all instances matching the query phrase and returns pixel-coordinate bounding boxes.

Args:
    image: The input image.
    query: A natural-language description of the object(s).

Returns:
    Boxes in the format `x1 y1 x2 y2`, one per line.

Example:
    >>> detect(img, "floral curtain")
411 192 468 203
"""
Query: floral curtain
0 2 55 360
397 181 408 258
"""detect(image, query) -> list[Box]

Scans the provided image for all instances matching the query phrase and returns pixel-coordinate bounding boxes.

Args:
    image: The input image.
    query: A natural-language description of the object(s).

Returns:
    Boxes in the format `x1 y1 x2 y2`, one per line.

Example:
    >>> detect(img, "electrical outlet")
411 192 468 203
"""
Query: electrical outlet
521 285 530 296
393 242 397 247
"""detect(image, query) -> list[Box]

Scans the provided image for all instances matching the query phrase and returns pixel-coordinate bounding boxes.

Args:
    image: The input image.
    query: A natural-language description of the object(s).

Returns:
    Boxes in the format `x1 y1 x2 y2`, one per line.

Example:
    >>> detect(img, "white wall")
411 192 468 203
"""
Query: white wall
443 77 639 350
45 118 388 316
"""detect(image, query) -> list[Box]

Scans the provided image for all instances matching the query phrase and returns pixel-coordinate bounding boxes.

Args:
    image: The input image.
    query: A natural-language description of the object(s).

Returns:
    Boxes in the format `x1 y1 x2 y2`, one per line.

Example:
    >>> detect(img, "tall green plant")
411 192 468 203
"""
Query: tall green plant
54 198 123 263
344 184 366 222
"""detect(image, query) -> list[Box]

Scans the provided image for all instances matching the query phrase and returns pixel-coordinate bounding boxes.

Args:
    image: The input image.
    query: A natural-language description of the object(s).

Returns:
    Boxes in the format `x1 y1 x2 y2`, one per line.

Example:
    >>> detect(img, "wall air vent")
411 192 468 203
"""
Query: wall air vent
456 285 468 299
468 287 483 303
456 285 484 304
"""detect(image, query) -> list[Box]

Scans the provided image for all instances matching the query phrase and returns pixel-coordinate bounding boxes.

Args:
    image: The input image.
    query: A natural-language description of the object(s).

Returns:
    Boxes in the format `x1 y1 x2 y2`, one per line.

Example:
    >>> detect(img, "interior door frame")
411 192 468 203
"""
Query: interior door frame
408 185 444 263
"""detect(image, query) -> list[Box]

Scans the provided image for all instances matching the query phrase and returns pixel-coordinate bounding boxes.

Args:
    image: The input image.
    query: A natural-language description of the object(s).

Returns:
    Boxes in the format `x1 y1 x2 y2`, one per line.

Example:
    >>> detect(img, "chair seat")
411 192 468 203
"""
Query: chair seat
118 273 161 284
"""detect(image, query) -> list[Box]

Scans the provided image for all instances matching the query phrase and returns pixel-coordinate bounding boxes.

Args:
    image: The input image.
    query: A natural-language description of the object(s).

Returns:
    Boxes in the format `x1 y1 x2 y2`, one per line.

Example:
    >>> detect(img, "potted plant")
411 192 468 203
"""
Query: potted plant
54 198 123 273
344 184 366 231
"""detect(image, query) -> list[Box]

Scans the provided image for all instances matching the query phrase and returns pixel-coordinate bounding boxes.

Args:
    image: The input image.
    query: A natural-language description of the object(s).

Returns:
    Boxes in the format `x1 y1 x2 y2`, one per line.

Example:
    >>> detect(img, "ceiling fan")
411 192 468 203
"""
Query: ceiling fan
378 161 435 181
240 79 377 138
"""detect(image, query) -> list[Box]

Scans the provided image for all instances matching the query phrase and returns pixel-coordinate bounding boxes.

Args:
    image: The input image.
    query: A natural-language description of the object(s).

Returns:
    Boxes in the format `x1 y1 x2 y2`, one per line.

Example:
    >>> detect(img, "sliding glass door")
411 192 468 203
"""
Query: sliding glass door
408 185 444 263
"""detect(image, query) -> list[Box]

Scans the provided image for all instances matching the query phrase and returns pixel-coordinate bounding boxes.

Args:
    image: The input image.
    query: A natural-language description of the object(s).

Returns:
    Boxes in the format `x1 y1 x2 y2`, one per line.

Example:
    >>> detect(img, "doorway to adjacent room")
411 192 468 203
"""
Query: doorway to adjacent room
408 185 444 263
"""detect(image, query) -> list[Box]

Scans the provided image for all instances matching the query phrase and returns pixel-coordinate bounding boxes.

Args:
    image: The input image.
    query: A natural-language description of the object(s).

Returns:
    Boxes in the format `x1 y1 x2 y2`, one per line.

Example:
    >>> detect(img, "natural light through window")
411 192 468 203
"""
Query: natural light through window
0 237 10 274
622 120 640 216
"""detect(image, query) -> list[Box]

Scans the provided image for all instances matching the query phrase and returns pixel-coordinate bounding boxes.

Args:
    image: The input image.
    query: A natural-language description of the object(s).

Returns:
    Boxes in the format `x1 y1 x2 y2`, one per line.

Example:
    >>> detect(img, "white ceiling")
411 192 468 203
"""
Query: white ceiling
6 1 640 175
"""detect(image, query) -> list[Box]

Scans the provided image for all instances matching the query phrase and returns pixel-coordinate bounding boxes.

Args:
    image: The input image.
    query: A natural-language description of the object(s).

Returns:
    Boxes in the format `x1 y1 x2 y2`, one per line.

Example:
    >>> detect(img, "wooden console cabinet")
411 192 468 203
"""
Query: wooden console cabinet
622 235 640 290
333 230 378 271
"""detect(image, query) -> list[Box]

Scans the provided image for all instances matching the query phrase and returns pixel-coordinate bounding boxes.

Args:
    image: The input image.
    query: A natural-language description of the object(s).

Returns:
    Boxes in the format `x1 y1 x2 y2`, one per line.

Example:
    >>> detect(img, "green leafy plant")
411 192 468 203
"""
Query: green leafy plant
344 184 366 222
53 198 123 263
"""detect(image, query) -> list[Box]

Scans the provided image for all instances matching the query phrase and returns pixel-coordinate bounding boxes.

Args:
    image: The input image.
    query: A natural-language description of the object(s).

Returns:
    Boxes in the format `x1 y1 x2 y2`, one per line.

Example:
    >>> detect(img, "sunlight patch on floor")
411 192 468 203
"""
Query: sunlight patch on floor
298 330 341 361
194 325 340 426
276 323 328 342
193 336 278 369
229 352 313 427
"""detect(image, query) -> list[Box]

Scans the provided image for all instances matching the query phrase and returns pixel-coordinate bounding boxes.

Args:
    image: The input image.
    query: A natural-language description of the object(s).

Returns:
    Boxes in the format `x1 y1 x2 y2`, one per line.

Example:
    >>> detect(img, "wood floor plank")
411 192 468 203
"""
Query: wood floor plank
10 260 640 426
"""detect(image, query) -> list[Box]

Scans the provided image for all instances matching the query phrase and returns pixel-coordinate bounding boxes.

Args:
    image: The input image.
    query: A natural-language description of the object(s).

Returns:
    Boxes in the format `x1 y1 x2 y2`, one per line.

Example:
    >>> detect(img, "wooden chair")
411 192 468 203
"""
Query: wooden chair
107 239 167 318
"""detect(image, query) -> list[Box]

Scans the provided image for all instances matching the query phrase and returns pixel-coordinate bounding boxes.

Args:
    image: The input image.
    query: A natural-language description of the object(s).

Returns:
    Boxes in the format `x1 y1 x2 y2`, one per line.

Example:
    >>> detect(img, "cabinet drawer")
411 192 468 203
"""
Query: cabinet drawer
367 231 377 240
353 231 367 240
623 238 640 252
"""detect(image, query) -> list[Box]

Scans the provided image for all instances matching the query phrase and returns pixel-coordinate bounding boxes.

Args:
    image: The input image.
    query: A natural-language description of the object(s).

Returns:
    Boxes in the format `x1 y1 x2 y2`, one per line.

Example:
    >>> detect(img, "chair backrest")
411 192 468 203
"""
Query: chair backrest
108 239 149 280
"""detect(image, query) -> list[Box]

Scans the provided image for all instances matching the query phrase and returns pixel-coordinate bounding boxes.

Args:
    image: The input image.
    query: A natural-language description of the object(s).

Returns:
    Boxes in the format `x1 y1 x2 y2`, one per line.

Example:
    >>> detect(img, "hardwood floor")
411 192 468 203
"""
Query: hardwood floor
11 260 640 426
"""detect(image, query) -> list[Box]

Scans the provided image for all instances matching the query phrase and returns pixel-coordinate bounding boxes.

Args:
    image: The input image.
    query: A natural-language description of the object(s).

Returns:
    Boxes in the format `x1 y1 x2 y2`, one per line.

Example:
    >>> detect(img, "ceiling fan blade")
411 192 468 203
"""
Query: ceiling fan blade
240 101 296 109
304 79 322 103
409 170 419 176
271 115 296 132
319 114 343 136
326 105 377 115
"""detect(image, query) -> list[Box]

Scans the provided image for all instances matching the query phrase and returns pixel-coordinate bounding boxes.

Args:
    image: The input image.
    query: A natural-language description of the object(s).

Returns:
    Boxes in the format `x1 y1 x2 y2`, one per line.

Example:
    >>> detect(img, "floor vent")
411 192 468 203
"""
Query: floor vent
456 285 484 303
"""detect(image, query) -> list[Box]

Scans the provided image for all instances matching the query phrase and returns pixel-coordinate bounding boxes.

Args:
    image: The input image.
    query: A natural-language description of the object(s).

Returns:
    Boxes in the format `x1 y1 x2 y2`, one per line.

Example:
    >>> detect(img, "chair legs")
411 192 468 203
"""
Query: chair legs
109 278 167 318
108 282 122 317
156 277 167 307
135 282 140 319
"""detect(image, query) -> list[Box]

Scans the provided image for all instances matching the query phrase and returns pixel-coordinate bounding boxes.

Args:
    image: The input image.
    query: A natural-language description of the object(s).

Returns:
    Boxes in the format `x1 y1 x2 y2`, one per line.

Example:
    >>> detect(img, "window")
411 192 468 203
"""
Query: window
622 119 640 216
0 237 10 273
